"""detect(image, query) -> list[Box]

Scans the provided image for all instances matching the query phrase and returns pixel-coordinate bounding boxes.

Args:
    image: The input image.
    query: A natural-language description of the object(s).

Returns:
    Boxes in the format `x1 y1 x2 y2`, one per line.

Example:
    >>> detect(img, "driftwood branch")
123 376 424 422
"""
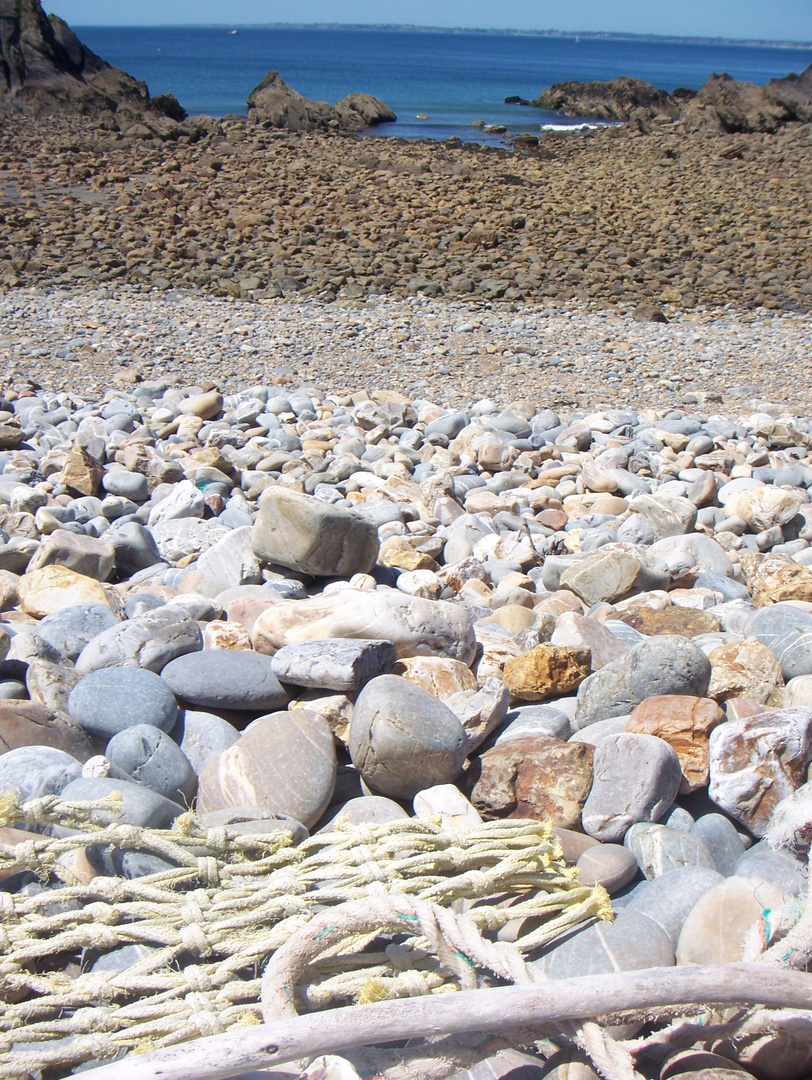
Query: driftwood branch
84 964 812 1080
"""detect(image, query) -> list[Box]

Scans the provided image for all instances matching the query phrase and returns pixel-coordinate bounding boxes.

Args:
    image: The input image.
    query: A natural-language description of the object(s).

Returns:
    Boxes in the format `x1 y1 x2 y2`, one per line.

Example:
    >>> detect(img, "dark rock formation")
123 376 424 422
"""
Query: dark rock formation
681 66 812 133
520 64 812 135
530 77 688 124
248 70 395 132
0 0 185 120
332 92 396 132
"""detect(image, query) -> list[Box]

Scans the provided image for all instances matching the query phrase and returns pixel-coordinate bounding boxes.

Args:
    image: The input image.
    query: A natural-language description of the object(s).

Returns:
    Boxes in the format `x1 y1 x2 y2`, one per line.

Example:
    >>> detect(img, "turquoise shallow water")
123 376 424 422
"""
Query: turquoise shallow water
76 25 812 142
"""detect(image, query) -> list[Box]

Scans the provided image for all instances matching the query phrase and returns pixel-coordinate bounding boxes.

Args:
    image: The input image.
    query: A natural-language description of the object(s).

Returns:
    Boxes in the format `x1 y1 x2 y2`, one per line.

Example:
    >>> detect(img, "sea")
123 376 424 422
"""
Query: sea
75 25 812 145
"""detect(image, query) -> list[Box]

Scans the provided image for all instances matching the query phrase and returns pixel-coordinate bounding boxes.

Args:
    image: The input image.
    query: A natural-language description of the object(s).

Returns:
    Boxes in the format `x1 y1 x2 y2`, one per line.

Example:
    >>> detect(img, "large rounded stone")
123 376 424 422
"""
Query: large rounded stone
690 813 747 876
559 549 642 606
622 865 725 946
725 486 803 532
161 650 289 711
68 668 178 739
349 675 467 800
174 709 241 774
708 707 812 836
105 725 197 804
735 841 809 897
531 909 674 979
76 607 203 674
468 736 594 830
18 565 118 619
252 587 476 665
251 486 379 577
707 637 784 705
624 822 717 879
0 701 98 761
197 710 336 829
581 733 683 842
676 876 793 965
575 636 712 730
576 844 638 894
625 695 726 793
59 775 185 828
32 603 121 663
0 745 82 802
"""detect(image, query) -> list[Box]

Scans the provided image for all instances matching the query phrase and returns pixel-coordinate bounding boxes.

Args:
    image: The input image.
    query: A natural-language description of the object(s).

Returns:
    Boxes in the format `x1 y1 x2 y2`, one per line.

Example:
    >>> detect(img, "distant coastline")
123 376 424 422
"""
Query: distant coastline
69 24 812 51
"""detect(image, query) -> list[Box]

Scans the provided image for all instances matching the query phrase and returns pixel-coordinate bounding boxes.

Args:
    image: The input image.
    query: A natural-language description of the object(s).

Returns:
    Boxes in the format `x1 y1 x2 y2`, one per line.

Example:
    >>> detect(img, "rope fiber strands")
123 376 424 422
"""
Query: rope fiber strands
0 794 612 1078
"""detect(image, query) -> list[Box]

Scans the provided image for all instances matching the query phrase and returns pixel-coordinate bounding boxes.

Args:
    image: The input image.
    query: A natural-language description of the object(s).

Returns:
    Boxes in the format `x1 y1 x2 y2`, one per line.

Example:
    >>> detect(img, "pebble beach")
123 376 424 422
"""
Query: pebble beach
2 53 812 1080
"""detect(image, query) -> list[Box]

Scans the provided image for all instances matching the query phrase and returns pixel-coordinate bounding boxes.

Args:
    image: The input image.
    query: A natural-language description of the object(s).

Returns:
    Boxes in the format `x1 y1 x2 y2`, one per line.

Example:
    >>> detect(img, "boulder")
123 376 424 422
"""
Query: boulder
251 486 379 577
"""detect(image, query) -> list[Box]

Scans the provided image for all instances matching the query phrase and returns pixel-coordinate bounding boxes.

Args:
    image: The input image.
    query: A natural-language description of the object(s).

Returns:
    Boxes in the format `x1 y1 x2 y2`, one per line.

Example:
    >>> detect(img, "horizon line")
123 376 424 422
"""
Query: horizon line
67 23 812 48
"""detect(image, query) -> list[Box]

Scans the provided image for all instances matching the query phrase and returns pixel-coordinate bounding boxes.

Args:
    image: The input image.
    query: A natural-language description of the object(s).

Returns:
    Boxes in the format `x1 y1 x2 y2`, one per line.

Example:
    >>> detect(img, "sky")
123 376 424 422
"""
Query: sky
49 1 812 42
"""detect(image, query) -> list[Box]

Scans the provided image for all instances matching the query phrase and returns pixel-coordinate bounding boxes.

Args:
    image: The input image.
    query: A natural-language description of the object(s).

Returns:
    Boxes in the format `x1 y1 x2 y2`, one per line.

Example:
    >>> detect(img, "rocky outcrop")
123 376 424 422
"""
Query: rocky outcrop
248 70 395 132
0 0 185 120
680 67 812 133
332 92 396 132
522 64 812 135
529 77 690 124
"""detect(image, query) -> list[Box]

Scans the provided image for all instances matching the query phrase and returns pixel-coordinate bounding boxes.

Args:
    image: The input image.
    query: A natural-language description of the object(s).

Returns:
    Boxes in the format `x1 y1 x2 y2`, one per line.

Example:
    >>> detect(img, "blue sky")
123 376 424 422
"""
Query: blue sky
50 1 812 42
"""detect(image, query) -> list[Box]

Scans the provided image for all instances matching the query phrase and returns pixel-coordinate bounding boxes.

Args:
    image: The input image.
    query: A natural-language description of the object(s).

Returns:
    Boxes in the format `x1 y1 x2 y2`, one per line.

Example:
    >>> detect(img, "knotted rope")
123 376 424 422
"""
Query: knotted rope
0 793 612 1078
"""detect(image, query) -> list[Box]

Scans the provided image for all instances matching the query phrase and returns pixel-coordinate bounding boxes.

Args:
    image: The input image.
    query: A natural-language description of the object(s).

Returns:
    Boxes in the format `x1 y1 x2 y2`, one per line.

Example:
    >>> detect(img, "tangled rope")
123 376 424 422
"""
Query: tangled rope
0 793 612 1078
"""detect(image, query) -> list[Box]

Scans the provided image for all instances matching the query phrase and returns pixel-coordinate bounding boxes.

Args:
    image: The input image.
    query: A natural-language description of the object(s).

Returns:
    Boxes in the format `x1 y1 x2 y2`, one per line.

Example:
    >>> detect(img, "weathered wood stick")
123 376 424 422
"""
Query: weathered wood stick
84 964 812 1080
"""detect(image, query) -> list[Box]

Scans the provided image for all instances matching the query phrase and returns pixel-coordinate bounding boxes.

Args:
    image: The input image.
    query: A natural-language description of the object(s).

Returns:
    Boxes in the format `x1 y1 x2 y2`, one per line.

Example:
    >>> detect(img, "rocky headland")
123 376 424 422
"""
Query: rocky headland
516 63 812 133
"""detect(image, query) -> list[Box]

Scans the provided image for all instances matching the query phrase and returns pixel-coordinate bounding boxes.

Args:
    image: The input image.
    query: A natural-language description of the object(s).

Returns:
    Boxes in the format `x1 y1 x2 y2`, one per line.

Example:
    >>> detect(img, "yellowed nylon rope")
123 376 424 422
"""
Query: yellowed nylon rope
0 795 611 1078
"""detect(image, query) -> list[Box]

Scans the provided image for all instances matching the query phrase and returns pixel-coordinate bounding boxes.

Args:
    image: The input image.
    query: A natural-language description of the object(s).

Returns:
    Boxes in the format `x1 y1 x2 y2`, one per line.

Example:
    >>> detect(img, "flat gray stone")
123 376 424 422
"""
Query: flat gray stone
198 710 336 830
161 650 289 711
175 709 241 774
75 607 202 674
251 486 379 577
581 733 683 843
349 674 468 799
108 521 164 577
735 841 809 897
690 813 747 876
105 724 197 804
68 667 178 738
319 795 410 831
59 776 185 828
495 704 571 745
622 865 727 946
531 909 674 979
33 603 121 662
624 822 717 879
0 745 82 802
271 638 397 692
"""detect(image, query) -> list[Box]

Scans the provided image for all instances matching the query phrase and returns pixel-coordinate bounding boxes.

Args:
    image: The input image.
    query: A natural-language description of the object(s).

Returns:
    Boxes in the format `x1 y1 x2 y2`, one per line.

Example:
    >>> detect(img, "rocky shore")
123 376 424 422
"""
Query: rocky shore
2 351 812 1076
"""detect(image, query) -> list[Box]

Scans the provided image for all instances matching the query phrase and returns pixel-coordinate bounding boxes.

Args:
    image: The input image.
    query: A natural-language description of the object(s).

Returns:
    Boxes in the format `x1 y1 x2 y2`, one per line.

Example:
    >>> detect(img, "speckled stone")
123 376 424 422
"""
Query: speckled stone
67 667 178 739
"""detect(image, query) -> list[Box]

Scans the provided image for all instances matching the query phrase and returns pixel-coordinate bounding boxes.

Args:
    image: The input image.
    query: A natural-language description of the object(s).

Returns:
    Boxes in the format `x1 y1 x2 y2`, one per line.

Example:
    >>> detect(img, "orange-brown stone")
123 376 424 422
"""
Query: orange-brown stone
626 694 726 793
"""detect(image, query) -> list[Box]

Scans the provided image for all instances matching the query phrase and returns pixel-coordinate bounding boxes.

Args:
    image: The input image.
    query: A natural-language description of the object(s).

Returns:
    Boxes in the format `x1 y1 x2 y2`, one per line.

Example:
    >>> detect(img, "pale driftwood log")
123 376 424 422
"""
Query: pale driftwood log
84 964 812 1080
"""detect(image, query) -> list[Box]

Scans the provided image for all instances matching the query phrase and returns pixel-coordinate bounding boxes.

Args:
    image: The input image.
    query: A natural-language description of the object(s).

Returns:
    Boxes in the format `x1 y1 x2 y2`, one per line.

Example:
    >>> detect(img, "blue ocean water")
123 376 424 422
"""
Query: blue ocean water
76 25 812 143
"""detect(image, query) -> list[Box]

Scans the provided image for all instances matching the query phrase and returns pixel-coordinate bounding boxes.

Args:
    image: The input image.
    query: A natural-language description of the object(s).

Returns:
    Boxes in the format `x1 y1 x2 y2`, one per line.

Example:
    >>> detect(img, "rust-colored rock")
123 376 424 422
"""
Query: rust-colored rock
502 644 591 703
468 736 594 830
748 554 812 607
616 605 720 638
708 636 784 706
59 444 103 497
381 548 441 573
626 694 726 793
0 702 98 761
